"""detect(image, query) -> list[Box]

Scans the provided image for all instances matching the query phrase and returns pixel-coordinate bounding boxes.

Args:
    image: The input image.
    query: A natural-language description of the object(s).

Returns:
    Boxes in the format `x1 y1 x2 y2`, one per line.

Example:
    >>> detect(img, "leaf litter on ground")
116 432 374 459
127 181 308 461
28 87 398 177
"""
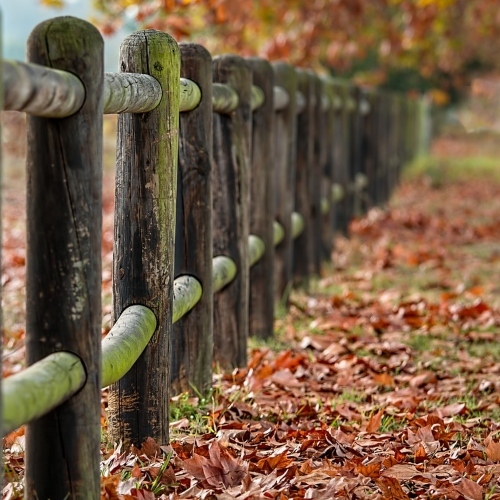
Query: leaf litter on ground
4 168 500 498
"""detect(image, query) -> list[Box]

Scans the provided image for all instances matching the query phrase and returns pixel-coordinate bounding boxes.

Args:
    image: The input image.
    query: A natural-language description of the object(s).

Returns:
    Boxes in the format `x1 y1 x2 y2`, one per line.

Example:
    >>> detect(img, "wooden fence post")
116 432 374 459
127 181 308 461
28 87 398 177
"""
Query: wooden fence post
212 55 252 369
311 74 324 273
25 16 103 499
0 12 3 441
108 30 180 447
333 80 351 234
248 57 275 339
362 89 376 211
272 62 297 304
172 43 213 395
321 78 335 259
293 69 315 283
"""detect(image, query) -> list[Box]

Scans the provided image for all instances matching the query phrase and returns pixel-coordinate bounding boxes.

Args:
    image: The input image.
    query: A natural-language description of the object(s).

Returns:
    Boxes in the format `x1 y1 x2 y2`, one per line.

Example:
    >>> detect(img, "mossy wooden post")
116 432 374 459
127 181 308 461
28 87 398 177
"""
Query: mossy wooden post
321 78 335 259
272 62 297 303
312 75 327 267
333 80 351 234
388 94 400 196
172 43 213 395
212 55 252 369
109 30 180 447
375 91 387 205
25 17 103 499
0 15 3 440
248 58 275 339
362 89 376 210
293 69 315 283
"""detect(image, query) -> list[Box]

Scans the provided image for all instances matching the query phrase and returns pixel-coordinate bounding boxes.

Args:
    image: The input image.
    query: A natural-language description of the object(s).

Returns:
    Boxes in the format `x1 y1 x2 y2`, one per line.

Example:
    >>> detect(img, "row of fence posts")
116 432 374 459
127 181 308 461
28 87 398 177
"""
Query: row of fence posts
0 15 428 499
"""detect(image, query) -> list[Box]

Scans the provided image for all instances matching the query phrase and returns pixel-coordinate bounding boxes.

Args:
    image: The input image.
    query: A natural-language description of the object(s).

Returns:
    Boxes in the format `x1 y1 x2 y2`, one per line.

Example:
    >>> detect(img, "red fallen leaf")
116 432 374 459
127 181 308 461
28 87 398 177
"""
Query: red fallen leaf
129 489 155 500
372 372 395 387
374 476 409 499
356 461 381 478
484 435 500 462
101 474 121 499
183 440 247 488
453 477 483 500
269 369 302 388
131 437 161 458
381 464 420 481
409 371 438 388
433 402 466 418
273 350 306 371
366 409 384 433
414 444 428 463
256 450 294 472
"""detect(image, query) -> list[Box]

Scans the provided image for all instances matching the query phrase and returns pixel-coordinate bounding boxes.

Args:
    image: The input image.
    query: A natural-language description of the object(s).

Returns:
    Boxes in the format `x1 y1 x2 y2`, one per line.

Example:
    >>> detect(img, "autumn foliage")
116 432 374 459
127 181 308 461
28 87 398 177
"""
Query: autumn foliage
4 133 500 497
55 0 500 95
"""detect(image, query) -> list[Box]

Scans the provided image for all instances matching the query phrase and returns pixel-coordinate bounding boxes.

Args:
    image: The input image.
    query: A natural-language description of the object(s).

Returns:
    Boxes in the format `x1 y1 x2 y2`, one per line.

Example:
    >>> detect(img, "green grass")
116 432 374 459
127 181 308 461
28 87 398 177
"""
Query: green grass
404 154 500 185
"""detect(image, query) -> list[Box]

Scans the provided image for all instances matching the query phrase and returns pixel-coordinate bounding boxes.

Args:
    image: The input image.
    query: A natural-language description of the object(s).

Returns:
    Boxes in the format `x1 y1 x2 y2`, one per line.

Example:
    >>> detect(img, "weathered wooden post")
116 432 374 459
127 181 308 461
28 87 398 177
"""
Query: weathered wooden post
321 78 335 258
248 58 275 339
293 69 315 283
272 62 297 304
333 80 351 234
172 43 213 395
310 74 325 273
212 55 252 369
361 88 376 211
25 16 103 499
0 12 3 441
376 91 390 205
108 30 180 446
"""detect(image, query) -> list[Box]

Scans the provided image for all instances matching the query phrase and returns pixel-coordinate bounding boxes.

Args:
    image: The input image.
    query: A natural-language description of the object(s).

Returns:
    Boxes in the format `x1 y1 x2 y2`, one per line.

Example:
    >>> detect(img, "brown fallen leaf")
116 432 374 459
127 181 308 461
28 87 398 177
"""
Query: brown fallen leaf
366 409 385 433
453 477 483 500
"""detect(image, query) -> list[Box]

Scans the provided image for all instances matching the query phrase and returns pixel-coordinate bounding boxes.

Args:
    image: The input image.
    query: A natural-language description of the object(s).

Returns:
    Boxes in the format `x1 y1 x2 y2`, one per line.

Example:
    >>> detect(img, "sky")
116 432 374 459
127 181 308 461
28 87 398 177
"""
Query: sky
1 0 131 70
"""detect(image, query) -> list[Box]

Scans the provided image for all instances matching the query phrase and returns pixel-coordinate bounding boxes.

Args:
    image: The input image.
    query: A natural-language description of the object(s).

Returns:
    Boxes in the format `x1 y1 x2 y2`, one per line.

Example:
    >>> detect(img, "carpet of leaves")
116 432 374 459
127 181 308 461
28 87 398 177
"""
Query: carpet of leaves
4 170 500 499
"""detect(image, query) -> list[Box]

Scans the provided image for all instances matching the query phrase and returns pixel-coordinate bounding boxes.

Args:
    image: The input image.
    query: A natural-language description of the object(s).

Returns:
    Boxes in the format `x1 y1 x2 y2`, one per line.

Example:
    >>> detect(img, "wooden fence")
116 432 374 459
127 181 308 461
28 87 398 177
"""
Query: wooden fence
1 15 426 499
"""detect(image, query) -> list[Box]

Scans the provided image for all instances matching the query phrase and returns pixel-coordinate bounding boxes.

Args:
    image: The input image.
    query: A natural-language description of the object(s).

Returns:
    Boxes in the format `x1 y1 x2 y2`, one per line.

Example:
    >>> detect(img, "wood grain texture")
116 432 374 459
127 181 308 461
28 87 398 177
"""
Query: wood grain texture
3 352 86 435
272 62 297 304
293 69 315 284
248 57 275 339
172 43 213 396
103 72 161 114
108 29 180 447
212 55 252 369
3 59 85 117
310 73 323 274
321 79 335 259
25 16 103 500
332 80 351 234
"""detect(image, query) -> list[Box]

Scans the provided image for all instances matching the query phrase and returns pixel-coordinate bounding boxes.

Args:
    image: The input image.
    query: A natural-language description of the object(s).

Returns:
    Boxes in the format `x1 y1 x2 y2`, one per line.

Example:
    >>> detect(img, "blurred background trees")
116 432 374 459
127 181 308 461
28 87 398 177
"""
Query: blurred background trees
40 0 500 104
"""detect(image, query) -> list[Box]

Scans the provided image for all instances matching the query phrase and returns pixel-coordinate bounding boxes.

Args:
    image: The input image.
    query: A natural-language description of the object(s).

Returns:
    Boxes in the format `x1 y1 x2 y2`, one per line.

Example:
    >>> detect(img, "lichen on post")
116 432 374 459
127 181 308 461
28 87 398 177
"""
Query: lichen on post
212 54 252 369
108 29 180 448
25 15 104 500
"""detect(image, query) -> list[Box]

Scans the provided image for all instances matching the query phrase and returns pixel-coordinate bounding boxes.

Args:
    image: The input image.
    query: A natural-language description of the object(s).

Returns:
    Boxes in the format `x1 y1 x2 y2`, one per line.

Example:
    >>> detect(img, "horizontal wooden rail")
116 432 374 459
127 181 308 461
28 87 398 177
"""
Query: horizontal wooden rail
296 91 306 113
250 84 265 111
101 306 157 388
249 234 266 266
274 221 285 246
172 275 203 323
104 74 201 114
212 82 239 113
3 58 311 118
103 72 162 114
3 352 86 435
212 255 238 292
3 59 85 117
292 211 305 238
273 86 289 111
